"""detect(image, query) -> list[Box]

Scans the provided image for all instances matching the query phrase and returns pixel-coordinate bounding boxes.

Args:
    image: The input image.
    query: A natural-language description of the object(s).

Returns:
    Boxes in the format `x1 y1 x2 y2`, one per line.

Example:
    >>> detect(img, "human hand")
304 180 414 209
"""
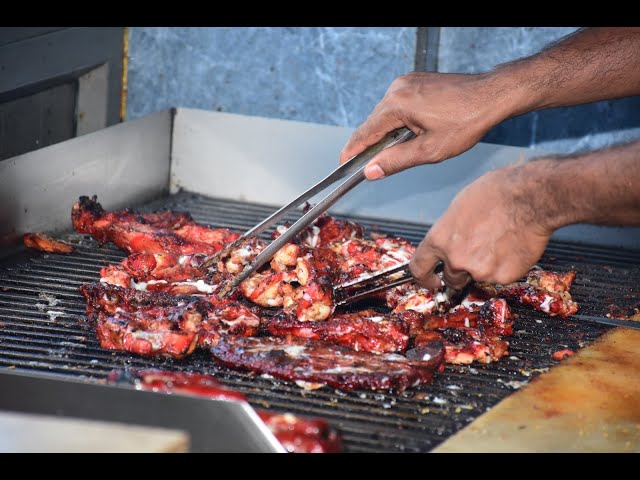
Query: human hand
339 71 514 180
409 164 553 290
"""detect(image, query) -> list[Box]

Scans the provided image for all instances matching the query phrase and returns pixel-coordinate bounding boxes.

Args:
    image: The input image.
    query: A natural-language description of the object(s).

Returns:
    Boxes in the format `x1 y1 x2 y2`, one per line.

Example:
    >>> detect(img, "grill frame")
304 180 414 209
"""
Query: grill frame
2 192 638 452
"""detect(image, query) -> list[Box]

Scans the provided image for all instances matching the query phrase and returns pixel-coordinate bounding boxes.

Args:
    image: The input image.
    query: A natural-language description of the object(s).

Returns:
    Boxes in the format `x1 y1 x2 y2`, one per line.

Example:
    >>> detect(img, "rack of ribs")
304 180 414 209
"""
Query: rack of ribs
211 335 444 392
72 195 239 256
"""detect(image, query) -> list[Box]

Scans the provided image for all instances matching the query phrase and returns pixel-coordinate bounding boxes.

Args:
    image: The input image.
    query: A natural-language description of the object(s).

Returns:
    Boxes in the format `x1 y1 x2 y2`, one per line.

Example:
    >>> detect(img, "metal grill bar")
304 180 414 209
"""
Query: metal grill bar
1 192 637 452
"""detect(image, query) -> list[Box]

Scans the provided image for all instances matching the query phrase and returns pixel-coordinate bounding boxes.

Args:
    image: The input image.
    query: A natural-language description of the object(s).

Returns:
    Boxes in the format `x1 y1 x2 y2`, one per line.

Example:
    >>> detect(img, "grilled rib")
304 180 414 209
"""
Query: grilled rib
80 282 260 355
408 298 513 365
210 335 444 392
261 309 410 354
72 195 239 256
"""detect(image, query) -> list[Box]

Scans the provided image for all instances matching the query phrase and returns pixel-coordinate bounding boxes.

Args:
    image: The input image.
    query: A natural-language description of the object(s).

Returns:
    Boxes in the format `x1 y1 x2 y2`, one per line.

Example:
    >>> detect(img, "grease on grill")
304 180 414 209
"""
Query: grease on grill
0 192 636 452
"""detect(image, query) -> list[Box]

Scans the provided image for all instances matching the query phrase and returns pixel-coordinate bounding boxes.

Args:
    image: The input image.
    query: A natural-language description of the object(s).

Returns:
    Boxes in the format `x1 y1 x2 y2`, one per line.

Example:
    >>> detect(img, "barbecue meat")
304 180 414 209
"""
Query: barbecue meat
258 411 343 453
386 283 452 315
81 283 260 354
72 195 239 256
211 336 444 392
72 195 192 242
81 282 198 316
409 299 513 364
23 233 74 253
331 237 414 285
478 267 578 317
238 246 337 321
261 309 410 354
107 369 342 453
297 214 365 248
413 328 510 365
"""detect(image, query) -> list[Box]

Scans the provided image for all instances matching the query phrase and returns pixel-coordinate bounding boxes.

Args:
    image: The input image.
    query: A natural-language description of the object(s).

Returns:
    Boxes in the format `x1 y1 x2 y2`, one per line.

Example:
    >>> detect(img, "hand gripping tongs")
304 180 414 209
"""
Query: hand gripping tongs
202 127 417 299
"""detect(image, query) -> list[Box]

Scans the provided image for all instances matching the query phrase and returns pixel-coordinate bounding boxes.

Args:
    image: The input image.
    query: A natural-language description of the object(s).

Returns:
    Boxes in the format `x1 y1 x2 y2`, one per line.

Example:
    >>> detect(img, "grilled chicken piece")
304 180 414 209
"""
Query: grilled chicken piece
331 237 414 284
412 328 510 365
386 283 452 315
107 369 343 453
99 252 227 295
408 298 513 365
258 411 342 454
72 195 192 243
478 267 578 317
211 335 444 392
296 213 365 248
238 246 337 321
96 308 200 358
23 233 74 253
72 195 239 256
80 282 260 354
261 309 410 354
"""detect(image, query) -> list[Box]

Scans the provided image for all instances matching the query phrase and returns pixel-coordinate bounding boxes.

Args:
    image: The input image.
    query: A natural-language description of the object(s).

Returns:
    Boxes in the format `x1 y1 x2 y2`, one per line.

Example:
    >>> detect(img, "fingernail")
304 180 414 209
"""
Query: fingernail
364 164 385 181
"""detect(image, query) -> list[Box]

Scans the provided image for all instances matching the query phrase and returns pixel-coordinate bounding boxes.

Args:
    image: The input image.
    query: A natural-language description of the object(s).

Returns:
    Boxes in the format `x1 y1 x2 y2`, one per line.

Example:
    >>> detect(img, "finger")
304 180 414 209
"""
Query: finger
409 246 443 291
441 263 472 292
363 134 440 180
339 114 405 165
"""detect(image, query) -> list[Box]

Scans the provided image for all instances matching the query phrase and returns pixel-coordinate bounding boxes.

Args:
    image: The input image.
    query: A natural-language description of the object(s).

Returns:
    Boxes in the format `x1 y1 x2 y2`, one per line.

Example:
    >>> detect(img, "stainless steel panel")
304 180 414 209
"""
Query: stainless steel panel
0 81 77 161
0 369 284 453
0 27 123 127
0 110 172 254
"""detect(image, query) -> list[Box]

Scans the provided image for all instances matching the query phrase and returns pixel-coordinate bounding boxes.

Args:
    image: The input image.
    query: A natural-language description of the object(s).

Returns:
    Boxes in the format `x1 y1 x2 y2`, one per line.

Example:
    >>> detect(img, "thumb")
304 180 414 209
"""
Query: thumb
363 135 433 180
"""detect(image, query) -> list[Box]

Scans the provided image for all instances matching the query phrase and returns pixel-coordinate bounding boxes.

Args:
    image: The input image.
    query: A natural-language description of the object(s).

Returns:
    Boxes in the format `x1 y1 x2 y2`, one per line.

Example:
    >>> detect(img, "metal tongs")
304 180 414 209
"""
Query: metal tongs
203 127 416 298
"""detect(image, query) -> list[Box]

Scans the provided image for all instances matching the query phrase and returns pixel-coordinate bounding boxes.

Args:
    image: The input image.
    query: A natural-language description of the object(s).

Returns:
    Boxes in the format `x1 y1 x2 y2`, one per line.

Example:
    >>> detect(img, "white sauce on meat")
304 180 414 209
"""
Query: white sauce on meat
540 295 554 312
178 255 190 266
131 280 148 291
366 316 385 323
435 291 450 304
236 246 255 259
221 314 259 328
464 317 470 328
283 345 307 357
303 225 321 248
174 280 217 294
130 279 169 291
294 381 325 390
133 331 165 350
422 353 432 361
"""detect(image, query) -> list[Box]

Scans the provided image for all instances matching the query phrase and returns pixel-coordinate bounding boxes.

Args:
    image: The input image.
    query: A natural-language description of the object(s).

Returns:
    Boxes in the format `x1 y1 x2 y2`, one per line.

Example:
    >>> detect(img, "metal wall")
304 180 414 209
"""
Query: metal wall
0 27 125 160
126 27 640 155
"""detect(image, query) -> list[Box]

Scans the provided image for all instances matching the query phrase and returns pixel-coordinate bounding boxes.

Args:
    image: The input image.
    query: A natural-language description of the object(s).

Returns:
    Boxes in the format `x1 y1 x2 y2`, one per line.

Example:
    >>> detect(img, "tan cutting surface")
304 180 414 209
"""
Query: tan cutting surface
434 328 640 452
0 411 189 453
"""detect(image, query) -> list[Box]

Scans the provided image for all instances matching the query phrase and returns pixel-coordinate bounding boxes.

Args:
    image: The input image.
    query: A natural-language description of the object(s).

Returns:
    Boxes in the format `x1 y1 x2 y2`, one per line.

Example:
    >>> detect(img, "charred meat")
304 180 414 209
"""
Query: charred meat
211 335 444 392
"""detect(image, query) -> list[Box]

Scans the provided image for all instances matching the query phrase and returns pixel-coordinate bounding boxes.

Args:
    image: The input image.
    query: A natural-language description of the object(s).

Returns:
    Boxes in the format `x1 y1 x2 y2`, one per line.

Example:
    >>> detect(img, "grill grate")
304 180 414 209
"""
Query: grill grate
1 192 639 452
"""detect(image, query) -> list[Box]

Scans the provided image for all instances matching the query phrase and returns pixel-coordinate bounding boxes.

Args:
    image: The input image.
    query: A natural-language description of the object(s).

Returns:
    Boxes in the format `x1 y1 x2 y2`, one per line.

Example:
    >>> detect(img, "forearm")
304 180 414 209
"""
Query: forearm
517 140 640 230
486 27 640 120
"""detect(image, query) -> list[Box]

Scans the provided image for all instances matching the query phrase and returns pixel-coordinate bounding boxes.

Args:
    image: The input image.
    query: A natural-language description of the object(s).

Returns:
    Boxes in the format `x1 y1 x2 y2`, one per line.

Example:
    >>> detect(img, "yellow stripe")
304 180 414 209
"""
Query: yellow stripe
120 27 129 122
